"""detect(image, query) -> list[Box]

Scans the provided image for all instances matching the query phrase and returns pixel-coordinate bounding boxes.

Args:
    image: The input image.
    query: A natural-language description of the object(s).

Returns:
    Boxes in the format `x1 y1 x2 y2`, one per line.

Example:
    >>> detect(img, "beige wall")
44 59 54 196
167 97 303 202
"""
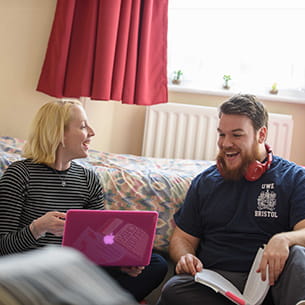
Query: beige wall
83 100 146 155
169 91 305 165
1 1 305 164
0 1 56 138
0 1 146 156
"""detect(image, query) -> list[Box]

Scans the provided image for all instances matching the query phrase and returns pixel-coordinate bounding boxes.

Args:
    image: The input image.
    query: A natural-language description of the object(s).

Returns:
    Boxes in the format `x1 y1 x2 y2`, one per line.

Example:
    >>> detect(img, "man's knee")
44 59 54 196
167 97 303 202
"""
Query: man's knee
290 245 305 257
271 246 305 305
287 245 305 268
157 275 194 305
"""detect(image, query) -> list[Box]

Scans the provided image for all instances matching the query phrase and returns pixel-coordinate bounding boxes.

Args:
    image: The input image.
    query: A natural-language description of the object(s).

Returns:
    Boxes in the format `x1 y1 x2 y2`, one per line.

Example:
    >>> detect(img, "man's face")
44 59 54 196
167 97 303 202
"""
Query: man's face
217 114 260 180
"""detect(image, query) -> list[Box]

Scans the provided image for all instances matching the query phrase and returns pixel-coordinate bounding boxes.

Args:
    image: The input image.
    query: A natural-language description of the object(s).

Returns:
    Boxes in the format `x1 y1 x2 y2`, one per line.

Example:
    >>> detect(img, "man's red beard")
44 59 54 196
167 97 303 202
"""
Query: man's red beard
216 142 260 181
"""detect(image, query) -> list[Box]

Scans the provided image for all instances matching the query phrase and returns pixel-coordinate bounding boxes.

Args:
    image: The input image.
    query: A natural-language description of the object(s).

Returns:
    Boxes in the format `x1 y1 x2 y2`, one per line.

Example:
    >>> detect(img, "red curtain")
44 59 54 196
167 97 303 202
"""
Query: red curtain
37 0 168 105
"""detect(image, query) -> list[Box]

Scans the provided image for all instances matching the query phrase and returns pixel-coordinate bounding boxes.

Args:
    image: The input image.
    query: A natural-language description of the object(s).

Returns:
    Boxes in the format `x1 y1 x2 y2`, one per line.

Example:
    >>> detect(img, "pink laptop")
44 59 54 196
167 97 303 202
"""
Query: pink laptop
62 209 158 266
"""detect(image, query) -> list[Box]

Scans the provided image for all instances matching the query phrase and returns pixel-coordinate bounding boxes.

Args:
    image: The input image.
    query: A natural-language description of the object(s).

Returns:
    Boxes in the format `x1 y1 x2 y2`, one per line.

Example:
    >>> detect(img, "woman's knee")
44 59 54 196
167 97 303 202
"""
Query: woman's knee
150 253 168 278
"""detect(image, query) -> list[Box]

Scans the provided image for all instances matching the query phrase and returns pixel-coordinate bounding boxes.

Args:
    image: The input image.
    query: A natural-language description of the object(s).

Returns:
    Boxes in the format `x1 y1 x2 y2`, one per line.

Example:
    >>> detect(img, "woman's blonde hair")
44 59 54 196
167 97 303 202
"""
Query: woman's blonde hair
23 100 82 164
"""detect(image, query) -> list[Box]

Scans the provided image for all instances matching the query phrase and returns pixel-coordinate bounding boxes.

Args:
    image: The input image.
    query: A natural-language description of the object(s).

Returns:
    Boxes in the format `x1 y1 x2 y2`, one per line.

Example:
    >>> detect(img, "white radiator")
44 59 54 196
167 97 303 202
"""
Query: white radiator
142 103 294 160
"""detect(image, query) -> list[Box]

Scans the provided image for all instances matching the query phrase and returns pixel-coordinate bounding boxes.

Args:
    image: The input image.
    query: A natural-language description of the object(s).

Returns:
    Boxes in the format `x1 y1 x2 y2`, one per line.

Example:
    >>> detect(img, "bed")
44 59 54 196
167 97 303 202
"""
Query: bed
0 136 214 254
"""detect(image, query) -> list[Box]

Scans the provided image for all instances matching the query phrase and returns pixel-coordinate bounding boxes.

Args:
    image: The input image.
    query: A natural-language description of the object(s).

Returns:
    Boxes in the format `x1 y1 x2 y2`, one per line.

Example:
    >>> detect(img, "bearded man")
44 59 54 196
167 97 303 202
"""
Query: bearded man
156 94 305 305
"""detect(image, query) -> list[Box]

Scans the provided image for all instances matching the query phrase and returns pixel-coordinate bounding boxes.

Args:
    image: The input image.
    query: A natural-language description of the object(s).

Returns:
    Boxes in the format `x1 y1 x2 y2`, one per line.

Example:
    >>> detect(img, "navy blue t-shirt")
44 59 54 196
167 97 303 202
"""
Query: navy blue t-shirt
174 156 305 272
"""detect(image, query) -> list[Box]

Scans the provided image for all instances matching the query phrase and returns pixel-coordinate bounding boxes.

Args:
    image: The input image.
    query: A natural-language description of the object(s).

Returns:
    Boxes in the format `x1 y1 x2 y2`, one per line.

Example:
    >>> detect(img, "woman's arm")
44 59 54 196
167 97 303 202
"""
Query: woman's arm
0 161 39 255
85 168 105 210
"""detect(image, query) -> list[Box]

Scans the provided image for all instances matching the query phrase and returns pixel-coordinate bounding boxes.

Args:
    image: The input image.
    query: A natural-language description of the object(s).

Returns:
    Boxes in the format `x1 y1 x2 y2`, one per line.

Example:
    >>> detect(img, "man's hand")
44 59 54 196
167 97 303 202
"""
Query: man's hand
257 234 290 285
175 253 203 276
169 226 202 276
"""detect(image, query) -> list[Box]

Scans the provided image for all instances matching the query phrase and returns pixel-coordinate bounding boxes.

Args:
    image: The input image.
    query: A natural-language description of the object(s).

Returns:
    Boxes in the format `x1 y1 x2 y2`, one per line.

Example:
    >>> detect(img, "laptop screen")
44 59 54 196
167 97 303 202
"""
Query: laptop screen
62 210 158 266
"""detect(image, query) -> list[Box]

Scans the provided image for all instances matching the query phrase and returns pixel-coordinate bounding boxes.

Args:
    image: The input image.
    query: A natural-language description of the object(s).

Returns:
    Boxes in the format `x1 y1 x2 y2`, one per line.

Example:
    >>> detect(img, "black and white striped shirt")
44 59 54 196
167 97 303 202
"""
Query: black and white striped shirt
0 159 104 255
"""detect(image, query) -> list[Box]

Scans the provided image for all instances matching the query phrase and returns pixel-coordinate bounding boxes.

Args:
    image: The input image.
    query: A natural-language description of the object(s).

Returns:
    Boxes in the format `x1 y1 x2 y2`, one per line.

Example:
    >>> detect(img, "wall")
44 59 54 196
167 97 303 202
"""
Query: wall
0 1 145 156
83 100 146 155
1 1 305 164
169 91 305 165
0 1 56 138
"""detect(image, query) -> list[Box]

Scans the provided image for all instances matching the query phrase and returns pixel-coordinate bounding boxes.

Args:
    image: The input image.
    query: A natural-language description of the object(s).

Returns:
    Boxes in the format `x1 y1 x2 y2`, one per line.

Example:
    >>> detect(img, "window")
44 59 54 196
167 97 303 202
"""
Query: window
168 0 305 94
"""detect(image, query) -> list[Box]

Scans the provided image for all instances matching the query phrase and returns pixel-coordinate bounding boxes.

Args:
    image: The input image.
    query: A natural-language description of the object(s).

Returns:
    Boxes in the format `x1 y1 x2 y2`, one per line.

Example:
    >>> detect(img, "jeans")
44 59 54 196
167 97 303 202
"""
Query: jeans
104 253 168 302
157 246 305 305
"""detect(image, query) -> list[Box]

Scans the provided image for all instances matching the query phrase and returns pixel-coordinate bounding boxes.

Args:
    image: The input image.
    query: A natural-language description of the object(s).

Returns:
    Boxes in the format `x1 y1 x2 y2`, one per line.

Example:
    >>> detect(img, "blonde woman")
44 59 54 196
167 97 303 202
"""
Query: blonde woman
0 101 167 302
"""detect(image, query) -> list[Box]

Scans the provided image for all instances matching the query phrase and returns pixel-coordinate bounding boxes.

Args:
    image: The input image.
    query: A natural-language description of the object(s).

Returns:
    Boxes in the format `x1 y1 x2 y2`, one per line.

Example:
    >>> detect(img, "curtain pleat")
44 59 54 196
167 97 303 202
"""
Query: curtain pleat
64 0 99 97
37 0 168 106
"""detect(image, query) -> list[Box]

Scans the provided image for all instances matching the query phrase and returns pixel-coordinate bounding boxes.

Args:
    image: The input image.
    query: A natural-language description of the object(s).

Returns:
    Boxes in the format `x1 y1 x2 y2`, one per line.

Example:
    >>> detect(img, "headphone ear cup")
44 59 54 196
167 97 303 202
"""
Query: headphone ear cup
244 161 265 181
244 144 273 181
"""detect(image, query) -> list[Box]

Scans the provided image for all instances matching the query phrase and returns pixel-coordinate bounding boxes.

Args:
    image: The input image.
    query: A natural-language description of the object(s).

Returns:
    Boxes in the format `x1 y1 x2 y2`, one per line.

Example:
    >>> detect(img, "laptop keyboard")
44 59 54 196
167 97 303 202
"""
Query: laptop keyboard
115 224 149 257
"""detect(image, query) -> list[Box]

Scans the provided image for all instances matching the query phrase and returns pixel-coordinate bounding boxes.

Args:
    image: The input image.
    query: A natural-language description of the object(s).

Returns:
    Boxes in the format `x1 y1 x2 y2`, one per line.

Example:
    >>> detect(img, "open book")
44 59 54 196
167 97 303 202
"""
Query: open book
194 247 270 305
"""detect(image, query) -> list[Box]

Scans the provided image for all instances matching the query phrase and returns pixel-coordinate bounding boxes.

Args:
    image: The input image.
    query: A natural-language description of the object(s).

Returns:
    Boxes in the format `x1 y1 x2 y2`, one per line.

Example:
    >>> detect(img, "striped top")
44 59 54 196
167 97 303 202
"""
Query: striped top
0 159 104 255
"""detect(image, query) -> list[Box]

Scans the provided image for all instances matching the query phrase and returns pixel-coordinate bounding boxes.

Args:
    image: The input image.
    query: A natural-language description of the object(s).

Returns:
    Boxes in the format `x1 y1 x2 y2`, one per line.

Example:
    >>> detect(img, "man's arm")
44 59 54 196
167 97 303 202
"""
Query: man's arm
169 226 202 276
258 219 305 285
292 219 305 243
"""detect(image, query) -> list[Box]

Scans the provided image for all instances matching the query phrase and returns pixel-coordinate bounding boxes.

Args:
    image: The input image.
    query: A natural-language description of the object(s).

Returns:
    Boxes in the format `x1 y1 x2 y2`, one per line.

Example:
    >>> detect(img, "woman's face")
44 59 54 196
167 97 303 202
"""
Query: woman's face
62 105 95 160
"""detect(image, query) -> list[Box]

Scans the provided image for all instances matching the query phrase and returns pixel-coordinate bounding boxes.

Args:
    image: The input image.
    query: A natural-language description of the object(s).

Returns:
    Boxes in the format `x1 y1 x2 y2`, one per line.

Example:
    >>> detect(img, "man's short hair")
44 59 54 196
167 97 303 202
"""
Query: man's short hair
218 94 269 131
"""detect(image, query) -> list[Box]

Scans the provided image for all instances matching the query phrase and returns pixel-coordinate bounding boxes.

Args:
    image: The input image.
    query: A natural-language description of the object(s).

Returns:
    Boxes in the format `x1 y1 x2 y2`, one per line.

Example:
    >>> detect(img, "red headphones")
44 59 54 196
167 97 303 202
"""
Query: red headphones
244 144 273 181
218 144 273 181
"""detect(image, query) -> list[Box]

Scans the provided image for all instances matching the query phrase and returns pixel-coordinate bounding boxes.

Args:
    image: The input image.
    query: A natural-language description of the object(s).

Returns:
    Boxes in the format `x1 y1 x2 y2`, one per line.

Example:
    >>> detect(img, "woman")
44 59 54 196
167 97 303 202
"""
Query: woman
0 100 167 301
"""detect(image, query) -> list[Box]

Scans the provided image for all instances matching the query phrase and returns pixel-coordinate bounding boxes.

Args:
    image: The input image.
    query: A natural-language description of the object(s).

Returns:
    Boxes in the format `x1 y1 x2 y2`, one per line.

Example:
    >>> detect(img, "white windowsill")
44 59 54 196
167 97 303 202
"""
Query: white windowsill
168 83 305 105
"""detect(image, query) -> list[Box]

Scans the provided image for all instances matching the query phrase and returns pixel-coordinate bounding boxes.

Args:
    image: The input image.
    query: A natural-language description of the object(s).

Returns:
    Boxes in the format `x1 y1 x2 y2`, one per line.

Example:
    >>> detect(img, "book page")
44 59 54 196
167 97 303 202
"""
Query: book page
195 269 243 298
194 247 270 305
243 247 270 305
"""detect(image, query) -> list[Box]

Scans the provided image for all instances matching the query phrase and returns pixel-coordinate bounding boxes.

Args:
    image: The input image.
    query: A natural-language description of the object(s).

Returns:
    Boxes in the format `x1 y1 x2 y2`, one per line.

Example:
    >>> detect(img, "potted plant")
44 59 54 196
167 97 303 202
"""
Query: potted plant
269 82 278 94
172 70 183 85
223 74 231 89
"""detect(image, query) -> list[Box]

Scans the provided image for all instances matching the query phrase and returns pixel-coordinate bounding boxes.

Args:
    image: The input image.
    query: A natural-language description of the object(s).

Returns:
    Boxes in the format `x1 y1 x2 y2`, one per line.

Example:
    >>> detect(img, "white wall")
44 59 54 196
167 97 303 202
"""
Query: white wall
1 1 305 164
0 1 145 155
169 91 305 165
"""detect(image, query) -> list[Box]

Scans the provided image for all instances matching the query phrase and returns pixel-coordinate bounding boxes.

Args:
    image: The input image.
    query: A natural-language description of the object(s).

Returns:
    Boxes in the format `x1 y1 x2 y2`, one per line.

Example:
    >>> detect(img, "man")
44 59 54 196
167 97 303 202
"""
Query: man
157 94 305 305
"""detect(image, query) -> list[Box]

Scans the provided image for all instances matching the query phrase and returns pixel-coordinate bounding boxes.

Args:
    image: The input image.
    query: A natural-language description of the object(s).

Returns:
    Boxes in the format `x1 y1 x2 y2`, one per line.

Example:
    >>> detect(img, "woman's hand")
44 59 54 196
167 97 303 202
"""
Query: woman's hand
120 266 145 277
30 211 66 239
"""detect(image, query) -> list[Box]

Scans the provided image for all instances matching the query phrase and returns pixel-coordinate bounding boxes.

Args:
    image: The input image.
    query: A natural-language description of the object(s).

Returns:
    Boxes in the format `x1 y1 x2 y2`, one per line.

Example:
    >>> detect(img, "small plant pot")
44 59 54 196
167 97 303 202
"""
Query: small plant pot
172 79 181 85
223 84 230 90
269 89 278 95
